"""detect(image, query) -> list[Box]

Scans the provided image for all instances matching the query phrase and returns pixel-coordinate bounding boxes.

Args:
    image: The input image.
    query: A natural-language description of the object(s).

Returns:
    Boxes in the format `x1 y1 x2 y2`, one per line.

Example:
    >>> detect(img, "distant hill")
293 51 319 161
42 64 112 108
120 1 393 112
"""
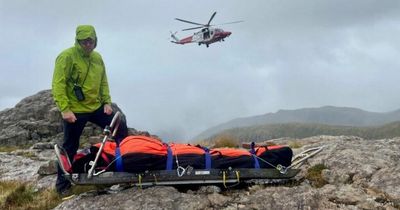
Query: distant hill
206 121 400 142
194 106 400 140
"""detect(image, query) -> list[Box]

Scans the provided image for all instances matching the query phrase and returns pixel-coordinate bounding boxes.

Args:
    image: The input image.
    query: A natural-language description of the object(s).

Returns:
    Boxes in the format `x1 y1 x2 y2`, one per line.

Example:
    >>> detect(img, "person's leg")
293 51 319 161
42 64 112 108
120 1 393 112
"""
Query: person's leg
90 105 128 144
55 113 89 193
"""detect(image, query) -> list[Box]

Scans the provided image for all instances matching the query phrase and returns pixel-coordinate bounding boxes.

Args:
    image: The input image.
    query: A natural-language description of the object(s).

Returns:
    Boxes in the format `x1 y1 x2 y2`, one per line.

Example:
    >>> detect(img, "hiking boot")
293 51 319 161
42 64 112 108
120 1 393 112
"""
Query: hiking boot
57 182 72 197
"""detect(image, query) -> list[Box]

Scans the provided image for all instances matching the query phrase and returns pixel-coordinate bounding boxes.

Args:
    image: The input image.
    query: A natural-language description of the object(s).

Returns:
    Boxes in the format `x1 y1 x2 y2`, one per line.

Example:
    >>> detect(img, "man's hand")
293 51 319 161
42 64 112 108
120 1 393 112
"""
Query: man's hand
62 111 77 123
104 104 113 115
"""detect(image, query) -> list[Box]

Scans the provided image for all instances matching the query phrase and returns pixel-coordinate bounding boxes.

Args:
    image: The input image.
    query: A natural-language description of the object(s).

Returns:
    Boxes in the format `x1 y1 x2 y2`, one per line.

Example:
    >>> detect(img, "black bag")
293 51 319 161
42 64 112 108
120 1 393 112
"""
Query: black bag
73 84 85 101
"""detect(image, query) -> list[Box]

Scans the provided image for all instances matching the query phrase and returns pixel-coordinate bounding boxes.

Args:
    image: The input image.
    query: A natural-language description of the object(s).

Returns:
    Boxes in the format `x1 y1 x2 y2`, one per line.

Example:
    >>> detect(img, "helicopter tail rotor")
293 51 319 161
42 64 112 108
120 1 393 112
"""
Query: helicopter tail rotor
170 31 179 42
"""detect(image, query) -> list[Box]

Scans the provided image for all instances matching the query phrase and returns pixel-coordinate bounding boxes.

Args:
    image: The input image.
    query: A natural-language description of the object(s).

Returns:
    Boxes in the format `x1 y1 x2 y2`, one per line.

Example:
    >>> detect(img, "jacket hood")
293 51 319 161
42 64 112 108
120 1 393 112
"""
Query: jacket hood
76 25 97 41
75 25 97 54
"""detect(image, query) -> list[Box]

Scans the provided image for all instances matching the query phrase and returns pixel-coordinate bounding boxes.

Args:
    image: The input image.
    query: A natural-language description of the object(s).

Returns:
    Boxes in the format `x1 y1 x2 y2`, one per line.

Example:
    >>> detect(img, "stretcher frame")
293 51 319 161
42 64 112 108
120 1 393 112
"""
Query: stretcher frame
55 111 322 187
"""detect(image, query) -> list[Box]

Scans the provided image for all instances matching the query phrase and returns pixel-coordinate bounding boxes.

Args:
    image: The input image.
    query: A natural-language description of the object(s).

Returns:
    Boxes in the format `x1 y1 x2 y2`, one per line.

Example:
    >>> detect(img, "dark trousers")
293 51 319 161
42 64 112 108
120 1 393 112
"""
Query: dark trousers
56 105 128 193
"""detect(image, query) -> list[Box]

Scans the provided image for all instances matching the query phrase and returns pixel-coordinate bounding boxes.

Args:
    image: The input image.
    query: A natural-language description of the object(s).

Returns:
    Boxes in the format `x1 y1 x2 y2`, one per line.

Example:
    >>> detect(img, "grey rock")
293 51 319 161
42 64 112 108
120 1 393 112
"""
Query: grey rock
0 90 61 146
369 167 400 205
1 91 400 210
32 142 54 150
207 193 231 208
55 186 210 210
1 135 399 210
0 90 150 146
321 169 350 184
34 175 57 191
197 185 222 194
37 160 58 175
0 152 45 182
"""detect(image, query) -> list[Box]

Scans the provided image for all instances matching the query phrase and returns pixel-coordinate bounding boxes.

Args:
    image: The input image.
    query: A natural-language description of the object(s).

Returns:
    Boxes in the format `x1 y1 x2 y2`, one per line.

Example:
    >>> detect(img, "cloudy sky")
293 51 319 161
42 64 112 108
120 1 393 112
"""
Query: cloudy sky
1 0 400 141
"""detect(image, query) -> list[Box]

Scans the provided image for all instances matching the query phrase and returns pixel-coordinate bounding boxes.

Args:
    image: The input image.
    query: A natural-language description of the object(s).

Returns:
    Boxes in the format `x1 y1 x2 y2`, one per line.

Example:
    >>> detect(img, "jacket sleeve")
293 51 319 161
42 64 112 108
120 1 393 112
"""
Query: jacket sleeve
99 60 112 105
52 54 72 113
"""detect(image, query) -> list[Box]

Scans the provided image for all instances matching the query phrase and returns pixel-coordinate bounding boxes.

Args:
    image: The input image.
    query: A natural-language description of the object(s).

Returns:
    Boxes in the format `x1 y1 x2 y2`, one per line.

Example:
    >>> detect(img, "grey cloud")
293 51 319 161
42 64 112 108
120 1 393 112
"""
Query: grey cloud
1 0 400 140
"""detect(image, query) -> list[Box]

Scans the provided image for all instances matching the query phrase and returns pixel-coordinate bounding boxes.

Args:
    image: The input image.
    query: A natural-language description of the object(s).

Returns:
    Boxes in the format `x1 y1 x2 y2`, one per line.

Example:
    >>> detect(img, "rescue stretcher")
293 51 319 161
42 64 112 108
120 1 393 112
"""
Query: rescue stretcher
55 112 323 187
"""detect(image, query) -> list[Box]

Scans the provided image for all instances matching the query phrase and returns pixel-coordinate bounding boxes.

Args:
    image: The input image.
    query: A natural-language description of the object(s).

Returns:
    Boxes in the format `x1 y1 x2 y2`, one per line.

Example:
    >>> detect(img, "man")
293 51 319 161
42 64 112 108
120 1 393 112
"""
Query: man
52 25 128 195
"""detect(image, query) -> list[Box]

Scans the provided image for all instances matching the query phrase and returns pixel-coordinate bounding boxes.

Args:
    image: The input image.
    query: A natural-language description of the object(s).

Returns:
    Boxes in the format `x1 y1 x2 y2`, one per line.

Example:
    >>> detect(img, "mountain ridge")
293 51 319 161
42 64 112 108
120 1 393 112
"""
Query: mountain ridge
194 106 400 140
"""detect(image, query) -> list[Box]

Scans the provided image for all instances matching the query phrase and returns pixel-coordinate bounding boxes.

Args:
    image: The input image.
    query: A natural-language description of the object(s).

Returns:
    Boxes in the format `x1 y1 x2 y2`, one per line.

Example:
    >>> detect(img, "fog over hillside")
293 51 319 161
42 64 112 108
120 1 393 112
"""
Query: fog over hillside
195 106 400 140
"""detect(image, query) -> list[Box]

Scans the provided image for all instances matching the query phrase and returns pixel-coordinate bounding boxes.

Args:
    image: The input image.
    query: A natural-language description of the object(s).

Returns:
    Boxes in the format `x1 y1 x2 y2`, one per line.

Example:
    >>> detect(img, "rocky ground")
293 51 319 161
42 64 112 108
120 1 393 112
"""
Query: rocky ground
1 90 399 209
1 136 399 210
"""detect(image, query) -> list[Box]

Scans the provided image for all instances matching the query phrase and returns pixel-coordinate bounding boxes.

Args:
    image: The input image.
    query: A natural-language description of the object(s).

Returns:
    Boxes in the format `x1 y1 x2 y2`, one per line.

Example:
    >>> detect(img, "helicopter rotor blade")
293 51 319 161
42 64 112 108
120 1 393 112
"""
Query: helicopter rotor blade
207 11 217 26
175 18 204 26
214 20 244 26
182 26 204 31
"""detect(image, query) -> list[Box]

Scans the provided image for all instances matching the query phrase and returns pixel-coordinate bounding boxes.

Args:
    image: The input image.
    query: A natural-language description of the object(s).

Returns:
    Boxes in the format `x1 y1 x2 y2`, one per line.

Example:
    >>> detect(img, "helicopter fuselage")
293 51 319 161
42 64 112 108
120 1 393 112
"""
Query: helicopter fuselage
172 27 232 47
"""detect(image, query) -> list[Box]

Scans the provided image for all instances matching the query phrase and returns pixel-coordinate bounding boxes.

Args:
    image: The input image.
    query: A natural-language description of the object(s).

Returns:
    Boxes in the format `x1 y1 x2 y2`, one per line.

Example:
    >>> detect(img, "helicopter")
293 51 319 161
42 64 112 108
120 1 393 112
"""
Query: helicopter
171 12 242 48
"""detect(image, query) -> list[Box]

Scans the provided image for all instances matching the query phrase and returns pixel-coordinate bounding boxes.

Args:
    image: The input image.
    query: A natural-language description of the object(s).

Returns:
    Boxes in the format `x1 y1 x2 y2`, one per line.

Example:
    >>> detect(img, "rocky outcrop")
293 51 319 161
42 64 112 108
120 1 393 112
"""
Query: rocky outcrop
0 91 399 209
0 90 145 146
50 136 399 210
0 90 62 146
1 135 399 209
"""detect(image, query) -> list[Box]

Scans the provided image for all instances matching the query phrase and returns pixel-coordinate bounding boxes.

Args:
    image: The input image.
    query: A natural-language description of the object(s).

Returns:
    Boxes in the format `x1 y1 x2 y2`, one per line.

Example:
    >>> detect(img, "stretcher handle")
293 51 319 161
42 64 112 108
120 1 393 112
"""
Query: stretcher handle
87 111 121 179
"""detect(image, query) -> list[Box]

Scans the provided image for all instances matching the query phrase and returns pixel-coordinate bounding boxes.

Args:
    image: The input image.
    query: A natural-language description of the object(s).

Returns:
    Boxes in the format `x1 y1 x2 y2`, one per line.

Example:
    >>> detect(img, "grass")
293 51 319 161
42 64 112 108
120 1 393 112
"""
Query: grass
212 134 240 148
0 146 40 160
0 180 108 210
71 185 101 195
192 139 213 148
0 180 61 210
15 151 39 160
305 164 328 188
0 146 21 153
288 141 302 149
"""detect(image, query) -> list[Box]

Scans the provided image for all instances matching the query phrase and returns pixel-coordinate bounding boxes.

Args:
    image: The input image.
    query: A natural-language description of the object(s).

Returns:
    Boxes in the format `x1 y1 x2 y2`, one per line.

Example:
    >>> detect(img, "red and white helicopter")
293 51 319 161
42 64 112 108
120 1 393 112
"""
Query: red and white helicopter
171 12 242 47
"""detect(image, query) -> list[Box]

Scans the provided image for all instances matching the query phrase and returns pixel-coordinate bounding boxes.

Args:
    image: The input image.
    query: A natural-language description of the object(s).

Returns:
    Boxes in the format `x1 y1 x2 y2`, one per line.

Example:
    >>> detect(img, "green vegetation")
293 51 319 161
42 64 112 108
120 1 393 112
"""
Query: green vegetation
71 185 100 195
0 144 33 153
207 121 400 143
288 141 302 149
305 164 328 188
0 146 40 160
0 180 105 210
0 181 61 210
212 134 240 148
15 150 38 160
79 136 92 148
192 139 213 148
0 146 20 153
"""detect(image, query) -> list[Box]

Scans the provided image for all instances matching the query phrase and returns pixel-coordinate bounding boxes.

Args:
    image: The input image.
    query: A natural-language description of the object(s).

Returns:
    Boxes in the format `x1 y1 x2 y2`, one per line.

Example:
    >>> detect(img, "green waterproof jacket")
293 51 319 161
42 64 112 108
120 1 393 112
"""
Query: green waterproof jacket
52 25 111 113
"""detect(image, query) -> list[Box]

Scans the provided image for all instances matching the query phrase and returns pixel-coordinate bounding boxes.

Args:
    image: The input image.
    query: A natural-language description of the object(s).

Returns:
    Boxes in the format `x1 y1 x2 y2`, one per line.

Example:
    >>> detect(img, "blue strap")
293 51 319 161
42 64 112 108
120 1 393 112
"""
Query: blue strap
165 143 173 171
250 142 260 169
201 146 211 169
115 146 124 172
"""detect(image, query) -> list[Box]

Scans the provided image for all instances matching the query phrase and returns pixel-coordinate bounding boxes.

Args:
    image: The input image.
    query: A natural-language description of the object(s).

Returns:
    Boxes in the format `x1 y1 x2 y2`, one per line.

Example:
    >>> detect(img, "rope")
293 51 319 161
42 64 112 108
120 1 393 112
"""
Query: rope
251 154 288 174
92 155 122 176
288 146 325 169
174 145 191 177
222 171 227 188
153 174 158 184
221 170 240 189
138 174 142 189
251 145 325 174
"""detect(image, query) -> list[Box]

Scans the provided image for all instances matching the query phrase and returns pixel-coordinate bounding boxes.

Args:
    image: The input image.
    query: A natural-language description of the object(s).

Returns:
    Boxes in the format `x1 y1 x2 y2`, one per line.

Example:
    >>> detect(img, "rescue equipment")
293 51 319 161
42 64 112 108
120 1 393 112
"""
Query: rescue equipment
55 112 323 187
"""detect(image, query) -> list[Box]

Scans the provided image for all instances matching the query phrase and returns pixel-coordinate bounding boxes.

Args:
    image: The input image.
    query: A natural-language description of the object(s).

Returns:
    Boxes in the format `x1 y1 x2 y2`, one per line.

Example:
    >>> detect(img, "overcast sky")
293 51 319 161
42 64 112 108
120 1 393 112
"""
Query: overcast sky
1 0 400 141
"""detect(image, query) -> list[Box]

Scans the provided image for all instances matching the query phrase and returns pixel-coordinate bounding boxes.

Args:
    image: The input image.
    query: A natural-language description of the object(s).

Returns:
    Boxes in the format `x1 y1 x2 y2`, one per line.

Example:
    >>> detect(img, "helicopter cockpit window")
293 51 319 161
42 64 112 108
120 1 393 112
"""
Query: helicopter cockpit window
203 28 210 39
